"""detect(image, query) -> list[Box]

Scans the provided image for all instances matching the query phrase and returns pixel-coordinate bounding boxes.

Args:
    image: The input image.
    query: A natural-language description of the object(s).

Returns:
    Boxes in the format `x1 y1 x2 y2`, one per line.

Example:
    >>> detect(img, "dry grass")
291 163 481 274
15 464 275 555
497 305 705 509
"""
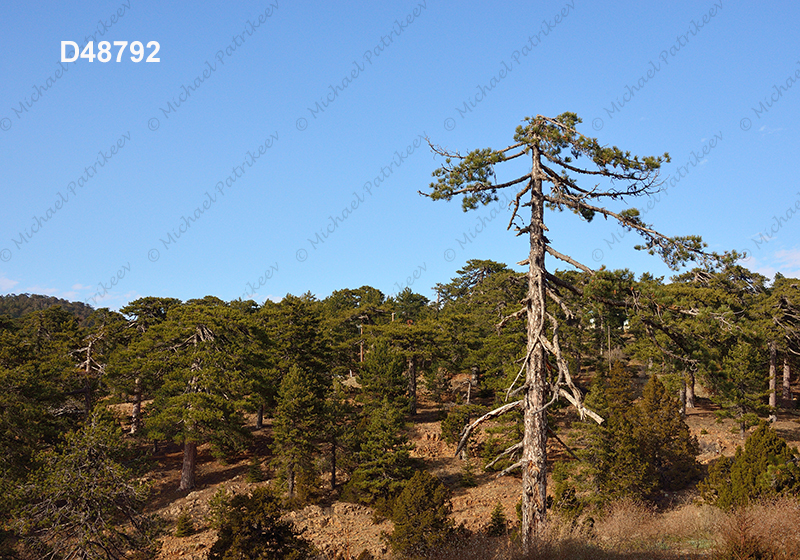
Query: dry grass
592 499 722 554
423 497 800 560
712 497 800 560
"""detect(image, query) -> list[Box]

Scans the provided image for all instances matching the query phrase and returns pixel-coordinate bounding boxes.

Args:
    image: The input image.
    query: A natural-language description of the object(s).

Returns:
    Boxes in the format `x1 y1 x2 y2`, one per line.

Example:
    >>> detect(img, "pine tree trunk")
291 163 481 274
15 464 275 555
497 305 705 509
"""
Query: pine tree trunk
83 339 94 416
769 342 777 422
407 356 417 415
288 463 295 499
678 379 687 417
521 148 548 551
685 370 696 409
179 441 197 490
256 403 264 430
130 377 142 435
783 355 793 408
331 438 337 490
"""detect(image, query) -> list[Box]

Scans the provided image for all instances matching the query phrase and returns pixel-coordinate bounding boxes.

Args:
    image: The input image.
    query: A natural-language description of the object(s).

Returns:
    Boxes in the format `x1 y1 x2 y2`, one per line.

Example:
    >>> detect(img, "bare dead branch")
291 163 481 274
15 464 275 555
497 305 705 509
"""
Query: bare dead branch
548 427 580 461
485 442 523 470
496 460 525 478
546 287 574 321
455 400 523 457
497 306 527 331
559 388 604 424
545 245 594 274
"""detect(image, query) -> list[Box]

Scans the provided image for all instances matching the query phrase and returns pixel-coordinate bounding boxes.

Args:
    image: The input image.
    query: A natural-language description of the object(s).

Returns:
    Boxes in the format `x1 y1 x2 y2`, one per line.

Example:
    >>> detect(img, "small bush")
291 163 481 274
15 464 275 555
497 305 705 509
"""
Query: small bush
713 498 800 560
714 510 772 560
209 487 317 560
207 487 232 530
700 422 800 509
460 459 478 488
485 502 507 537
246 456 266 483
386 470 457 559
592 499 656 550
174 509 194 537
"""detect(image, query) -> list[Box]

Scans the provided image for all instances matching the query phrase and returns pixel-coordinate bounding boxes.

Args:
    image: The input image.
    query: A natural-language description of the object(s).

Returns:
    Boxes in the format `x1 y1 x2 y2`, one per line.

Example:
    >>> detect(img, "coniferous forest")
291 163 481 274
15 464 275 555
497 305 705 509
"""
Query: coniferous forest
2 116 800 559
1 258 799 559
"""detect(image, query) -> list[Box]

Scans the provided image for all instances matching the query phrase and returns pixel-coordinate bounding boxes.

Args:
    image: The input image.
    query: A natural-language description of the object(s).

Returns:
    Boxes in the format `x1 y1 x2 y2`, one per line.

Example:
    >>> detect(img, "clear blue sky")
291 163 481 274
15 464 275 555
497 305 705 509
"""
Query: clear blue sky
2 0 799 309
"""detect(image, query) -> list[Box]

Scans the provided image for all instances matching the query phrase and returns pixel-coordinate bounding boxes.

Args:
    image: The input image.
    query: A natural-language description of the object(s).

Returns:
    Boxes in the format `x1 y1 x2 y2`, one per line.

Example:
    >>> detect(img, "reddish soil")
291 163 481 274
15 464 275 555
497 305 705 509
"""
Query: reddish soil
121 385 800 559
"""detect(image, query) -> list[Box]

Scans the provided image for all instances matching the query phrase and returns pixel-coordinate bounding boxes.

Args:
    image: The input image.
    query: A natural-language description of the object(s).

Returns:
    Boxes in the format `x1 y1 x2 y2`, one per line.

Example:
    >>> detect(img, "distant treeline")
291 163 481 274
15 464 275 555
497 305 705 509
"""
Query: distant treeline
0 293 94 322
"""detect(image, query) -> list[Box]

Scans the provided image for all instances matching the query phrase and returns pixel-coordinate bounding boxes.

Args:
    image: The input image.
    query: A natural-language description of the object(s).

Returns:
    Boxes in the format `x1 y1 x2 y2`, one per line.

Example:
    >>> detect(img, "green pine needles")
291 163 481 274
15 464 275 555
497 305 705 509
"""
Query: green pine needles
700 422 800 509
579 363 700 503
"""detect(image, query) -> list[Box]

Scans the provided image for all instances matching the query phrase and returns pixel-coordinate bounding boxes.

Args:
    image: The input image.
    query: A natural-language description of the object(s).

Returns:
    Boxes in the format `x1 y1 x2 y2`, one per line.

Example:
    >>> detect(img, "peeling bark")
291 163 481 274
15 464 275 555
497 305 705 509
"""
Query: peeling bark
783 355 794 408
520 146 548 548
130 377 142 435
769 342 777 422
686 370 696 409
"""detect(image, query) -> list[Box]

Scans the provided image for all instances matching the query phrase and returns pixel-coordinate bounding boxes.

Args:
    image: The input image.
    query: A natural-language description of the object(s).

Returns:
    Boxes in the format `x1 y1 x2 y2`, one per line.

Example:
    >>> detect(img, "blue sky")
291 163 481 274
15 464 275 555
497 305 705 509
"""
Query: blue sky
2 0 799 309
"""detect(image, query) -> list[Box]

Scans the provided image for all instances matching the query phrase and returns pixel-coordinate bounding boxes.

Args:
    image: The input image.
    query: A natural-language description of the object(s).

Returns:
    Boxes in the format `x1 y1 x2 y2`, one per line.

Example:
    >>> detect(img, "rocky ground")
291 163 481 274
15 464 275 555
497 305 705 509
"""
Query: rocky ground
135 388 800 559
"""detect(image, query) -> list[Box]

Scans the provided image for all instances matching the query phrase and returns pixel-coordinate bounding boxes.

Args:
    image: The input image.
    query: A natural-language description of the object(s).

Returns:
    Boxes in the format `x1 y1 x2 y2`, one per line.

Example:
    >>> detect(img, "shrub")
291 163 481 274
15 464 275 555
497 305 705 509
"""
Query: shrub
460 459 478 488
246 456 266 483
714 510 772 560
207 487 232 530
700 422 800 509
581 367 700 503
341 401 416 514
386 470 457 559
174 509 194 537
15 410 160 559
485 502 507 537
209 487 317 560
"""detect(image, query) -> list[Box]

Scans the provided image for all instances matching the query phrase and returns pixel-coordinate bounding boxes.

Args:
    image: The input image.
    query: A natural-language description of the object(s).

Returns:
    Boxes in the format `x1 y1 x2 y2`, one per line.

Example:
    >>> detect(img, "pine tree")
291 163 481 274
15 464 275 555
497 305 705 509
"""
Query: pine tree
434 261 526 401
0 306 83 485
486 502 508 537
427 113 725 549
342 400 416 513
16 409 159 559
378 318 440 415
72 308 126 416
715 339 769 437
320 285 391 380
109 297 182 435
174 510 195 537
632 375 700 492
322 380 355 490
582 364 699 502
358 339 408 411
272 365 326 501
386 470 457 559
700 422 800 509
259 293 331 379
582 363 641 499
209 487 317 560
145 297 251 490
246 456 266 483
